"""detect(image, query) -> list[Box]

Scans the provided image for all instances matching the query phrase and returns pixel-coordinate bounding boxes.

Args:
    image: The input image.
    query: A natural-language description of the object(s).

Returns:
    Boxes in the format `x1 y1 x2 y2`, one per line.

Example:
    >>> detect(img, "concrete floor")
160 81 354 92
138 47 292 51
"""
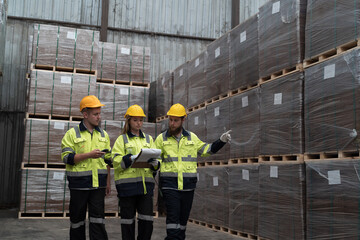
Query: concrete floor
0 209 242 240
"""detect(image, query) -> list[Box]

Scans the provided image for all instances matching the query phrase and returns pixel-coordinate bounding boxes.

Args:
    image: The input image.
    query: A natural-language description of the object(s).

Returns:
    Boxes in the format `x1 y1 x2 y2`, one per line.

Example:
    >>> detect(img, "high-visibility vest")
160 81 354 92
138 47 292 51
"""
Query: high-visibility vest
154 129 212 190
61 123 111 189
112 131 156 197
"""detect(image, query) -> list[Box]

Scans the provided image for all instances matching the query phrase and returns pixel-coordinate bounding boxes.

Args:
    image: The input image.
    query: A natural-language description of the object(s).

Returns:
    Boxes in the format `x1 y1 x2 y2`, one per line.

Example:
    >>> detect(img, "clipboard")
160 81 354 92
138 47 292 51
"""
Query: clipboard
132 148 161 168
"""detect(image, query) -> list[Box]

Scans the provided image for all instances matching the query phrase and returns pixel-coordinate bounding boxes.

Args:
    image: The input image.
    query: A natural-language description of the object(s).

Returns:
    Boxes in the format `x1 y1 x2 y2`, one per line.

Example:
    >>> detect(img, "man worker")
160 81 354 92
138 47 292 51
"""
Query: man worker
154 103 231 240
61 95 112 240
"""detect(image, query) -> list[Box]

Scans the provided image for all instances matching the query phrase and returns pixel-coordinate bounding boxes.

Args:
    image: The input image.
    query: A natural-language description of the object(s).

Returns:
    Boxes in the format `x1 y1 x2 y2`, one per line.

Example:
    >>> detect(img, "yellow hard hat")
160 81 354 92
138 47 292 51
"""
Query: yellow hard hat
124 104 146 118
80 95 105 111
167 103 187 117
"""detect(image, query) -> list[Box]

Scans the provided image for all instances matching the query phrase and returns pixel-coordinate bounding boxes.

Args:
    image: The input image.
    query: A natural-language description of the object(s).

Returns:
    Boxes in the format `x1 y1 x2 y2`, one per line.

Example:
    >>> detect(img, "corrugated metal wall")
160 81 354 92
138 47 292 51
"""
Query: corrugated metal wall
238 0 269 24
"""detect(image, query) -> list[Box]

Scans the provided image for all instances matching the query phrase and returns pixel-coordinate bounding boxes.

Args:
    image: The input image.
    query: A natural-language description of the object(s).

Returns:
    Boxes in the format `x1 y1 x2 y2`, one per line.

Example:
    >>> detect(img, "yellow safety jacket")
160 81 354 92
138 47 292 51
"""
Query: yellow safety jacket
112 130 157 197
61 122 111 189
154 128 213 190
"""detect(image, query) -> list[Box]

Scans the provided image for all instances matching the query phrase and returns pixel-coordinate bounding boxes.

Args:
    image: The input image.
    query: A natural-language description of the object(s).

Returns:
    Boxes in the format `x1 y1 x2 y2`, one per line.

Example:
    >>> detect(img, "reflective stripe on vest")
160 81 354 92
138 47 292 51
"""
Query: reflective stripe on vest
115 176 155 185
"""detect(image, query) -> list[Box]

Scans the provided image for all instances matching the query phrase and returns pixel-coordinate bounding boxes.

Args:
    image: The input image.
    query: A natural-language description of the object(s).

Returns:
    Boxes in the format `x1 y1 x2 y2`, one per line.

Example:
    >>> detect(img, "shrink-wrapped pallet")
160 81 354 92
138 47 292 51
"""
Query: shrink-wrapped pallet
148 81 157 122
28 70 96 117
101 120 124 146
204 166 229 227
305 48 360 153
228 165 259 235
104 169 119 213
0 0 7 74
142 122 158 140
98 42 151 84
206 99 230 161
188 52 206 108
229 14 259 90
260 72 304 155
230 88 260 158
96 83 149 121
31 24 99 71
205 34 230 100
173 62 188 107
305 0 360 60
189 167 207 222
23 119 78 164
156 119 168 135
155 71 172 118
258 163 306 240
306 159 360 239
187 108 206 162
258 0 306 78
20 169 69 213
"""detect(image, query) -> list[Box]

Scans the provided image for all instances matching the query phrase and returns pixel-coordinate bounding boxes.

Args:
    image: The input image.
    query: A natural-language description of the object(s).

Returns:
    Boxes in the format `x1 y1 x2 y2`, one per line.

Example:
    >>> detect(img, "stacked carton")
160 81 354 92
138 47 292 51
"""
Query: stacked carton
0 0 6 75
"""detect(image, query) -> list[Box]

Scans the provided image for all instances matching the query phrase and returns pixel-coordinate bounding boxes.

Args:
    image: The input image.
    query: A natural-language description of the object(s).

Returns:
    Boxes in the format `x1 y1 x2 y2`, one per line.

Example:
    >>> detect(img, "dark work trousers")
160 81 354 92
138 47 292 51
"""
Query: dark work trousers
119 194 154 240
69 188 108 240
162 189 195 240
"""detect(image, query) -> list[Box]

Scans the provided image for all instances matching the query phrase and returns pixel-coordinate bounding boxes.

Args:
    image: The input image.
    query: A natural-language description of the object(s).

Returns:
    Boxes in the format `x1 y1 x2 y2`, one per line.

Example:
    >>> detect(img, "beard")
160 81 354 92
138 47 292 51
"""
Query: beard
169 125 182 136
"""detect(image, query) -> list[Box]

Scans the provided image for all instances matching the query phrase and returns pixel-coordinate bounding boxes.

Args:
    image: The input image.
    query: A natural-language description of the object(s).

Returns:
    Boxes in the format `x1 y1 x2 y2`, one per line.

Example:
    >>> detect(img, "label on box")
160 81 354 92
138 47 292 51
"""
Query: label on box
242 96 249 108
54 122 65 130
274 93 282 105
214 107 220 117
240 31 247 43
53 172 65 180
324 64 336 79
61 76 72 84
195 58 200 67
120 88 129 95
194 116 199 125
213 176 219 186
272 1 280 14
328 170 341 185
270 166 278 178
242 169 249 181
121 47 130 55
179 69 183 77
215 47 221 58
67 31 76 40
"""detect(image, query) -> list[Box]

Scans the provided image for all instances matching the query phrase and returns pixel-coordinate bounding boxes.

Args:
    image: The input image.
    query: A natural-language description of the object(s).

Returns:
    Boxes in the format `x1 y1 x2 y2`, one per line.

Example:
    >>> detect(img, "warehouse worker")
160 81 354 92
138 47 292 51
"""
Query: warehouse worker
112 104 160 240
61 95 112 240
154 103 231 240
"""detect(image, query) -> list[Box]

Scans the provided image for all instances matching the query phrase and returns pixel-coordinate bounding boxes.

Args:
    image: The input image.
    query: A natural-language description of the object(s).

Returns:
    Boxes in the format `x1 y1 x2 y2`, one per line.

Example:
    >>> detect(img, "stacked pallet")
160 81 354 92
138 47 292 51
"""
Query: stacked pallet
0 0 6 76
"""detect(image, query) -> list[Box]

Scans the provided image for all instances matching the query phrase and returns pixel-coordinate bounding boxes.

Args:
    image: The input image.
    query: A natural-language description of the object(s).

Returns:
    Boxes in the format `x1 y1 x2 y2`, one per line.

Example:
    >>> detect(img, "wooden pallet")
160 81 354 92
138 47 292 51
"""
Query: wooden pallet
156 115 168 122
229 157 259 164
304 150 360 161
197 160 229 167
259 154 304 163
96 78 150 87
229 83 259 97
304 38 360 68
22 162 66 169
26 113 83 122
205 92 230 105
259 63 303 84
18 211 119 219
188 102 206 113
31 63 96 75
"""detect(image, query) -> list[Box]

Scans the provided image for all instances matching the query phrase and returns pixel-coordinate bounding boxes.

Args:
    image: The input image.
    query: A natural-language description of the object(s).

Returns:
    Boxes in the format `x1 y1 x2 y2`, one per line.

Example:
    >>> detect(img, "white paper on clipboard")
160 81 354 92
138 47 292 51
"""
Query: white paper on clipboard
133 148 161 163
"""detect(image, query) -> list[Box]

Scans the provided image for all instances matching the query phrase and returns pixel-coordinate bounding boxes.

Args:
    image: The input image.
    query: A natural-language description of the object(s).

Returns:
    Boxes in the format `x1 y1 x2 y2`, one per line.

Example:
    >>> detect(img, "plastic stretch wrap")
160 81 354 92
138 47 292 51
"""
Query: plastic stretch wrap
28 70 96 117
187 108 206 162
141 122 158 140
0 0 7 74
305 0 360 59
204 166 229 227
205 99 230 161
148 81 157 122
258 163 306 240
98 42 150 83
156 119 168 135
188 52 206 108
31 24 99 71
96 83 149 121
173 62 188 107
260 72 304 155
23 119 79 164
229 14 259 90
305 48 360 153
205 34 230 100
306 159 360 239
258 0 306 78
228 165 259 235
155 71 172 117
101 120 124 146
230 88 260 158
20 169 69 213
190 167 207 222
